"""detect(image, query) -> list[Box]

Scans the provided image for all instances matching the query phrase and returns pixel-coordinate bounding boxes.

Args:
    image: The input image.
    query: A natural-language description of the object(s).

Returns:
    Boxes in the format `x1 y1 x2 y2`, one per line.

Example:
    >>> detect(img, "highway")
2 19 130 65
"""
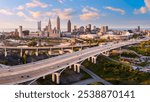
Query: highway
0 44 96 50
0 38 149 84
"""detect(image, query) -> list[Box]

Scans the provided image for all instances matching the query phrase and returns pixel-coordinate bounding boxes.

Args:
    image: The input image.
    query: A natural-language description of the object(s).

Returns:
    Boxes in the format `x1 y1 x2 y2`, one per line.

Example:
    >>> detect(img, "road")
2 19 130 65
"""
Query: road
0 44 96 50
0 37 149 85
72 78 97 85
80 66 112 85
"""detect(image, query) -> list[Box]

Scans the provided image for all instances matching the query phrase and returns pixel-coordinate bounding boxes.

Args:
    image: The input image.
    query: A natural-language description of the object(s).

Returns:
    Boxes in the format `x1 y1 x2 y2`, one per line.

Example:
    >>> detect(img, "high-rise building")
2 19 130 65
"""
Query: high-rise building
18 26 23 37
79 26 85 32
138 26 140 32
101 26 108 33
88 24 91 32
67 20 71 32
48 18 52 33
57 16 60 31
37 21 41 31
14 29 19 36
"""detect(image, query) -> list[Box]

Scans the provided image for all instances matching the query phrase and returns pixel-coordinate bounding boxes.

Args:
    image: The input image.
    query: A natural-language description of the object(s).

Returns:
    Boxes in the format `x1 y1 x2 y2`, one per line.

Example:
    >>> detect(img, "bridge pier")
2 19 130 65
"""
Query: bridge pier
58 50 64 54
91 56 97 64
71 47 74 51
48 50 52 55
69 65 72 69
52 73 60 84
4 48 7 57
25 50 28 55
73 64 81 73
68 49 73 53
35 49 39 56
20 49 23 57
79 48 82 51
43 76 45 79
102 51 110 56
88 57 91 61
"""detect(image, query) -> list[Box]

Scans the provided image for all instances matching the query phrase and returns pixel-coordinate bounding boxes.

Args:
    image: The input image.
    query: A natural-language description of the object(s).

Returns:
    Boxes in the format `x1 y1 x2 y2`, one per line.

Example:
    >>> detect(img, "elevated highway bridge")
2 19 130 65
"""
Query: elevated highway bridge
0 38 149 85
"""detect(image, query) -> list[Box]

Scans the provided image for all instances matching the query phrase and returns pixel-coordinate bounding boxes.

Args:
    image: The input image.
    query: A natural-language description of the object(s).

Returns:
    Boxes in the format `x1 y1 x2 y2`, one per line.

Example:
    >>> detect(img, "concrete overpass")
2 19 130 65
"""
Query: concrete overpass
0 44 96 56
0 38 149 85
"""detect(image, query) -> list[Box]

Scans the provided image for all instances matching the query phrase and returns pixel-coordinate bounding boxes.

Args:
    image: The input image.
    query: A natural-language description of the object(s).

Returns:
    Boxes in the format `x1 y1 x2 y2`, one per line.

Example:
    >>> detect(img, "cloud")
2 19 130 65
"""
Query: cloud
16 5 25 10
17 11 26 17
16 0 49 10
17 11 37 21
0 9 13 15
144 0 150 10
134 0 150 14
26 0 49 8
51 8 74 20
80 6 100 21
105 6 125 15
29 10 41 18
134 7 147 14
57 0 65 3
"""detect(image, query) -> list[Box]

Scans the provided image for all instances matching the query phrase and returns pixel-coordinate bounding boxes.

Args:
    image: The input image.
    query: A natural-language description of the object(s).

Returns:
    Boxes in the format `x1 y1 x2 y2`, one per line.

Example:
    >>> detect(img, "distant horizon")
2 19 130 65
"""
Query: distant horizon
0 0 150 28
0 27 150 32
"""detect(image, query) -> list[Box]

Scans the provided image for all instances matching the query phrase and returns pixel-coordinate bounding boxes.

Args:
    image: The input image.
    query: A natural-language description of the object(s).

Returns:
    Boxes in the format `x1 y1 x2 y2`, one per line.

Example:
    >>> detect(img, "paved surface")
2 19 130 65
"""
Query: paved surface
80 66 112 85
0 38 149 85
72 78 97 85
0 44 95 50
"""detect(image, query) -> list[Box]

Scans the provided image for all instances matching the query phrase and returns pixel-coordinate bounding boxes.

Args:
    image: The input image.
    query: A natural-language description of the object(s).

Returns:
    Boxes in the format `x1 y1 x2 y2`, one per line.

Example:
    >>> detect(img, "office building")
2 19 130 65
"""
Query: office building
18 26 23 37
37 21 41 31
67 20 71 32
57 16 60 32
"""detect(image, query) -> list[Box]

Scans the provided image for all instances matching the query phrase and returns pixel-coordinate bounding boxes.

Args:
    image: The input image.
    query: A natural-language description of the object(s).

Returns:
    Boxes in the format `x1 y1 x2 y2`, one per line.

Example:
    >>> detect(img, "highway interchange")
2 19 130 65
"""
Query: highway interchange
0 37 149 85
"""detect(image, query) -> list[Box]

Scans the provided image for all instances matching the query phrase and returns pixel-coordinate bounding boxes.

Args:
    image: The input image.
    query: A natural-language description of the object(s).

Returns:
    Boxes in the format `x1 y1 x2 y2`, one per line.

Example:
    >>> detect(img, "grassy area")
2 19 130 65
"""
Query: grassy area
82 55 150 85
137 62 150 67
121 52 139 58
128 40 150 56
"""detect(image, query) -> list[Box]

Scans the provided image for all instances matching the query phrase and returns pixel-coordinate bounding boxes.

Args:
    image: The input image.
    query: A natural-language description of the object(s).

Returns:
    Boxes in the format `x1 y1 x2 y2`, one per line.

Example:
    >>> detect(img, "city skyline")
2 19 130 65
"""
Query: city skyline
0 0 150 29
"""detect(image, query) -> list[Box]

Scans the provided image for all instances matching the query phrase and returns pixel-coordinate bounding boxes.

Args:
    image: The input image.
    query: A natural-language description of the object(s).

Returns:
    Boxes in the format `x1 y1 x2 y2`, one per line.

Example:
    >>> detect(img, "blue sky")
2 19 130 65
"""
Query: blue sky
0 0 150 30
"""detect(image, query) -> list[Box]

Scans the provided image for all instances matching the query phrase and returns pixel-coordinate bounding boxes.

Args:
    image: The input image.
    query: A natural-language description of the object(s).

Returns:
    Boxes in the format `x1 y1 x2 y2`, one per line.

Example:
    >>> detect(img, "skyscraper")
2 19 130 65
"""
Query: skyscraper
57 16 60 32
138 26 140 32
18 26 23 37
67 20 71 32
48 18 52 35
101 26 108 33
37 21 41 31
88 24 91 32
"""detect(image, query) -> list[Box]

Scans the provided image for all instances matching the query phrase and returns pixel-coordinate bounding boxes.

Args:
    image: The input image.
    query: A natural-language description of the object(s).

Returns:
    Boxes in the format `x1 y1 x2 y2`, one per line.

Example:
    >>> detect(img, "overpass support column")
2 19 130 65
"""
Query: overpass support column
43 76 45 79
35 48 39 56
102 51 110 57
74 64 81 73
92 56 97 64
4 48 7 57
69 49 73 53
52 73 60 84
88 57 91 61
69 65 72 69
48 50 52 55
79 48 82 51
59 49 64 54
20 49 23 57
72 47 74 51
52 73 55 82
55 73 60 84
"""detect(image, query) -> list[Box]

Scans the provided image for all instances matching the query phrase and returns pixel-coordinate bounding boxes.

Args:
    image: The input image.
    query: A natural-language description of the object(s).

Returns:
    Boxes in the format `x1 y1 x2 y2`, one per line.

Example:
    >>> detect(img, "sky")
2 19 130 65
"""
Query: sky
0 0 150 30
